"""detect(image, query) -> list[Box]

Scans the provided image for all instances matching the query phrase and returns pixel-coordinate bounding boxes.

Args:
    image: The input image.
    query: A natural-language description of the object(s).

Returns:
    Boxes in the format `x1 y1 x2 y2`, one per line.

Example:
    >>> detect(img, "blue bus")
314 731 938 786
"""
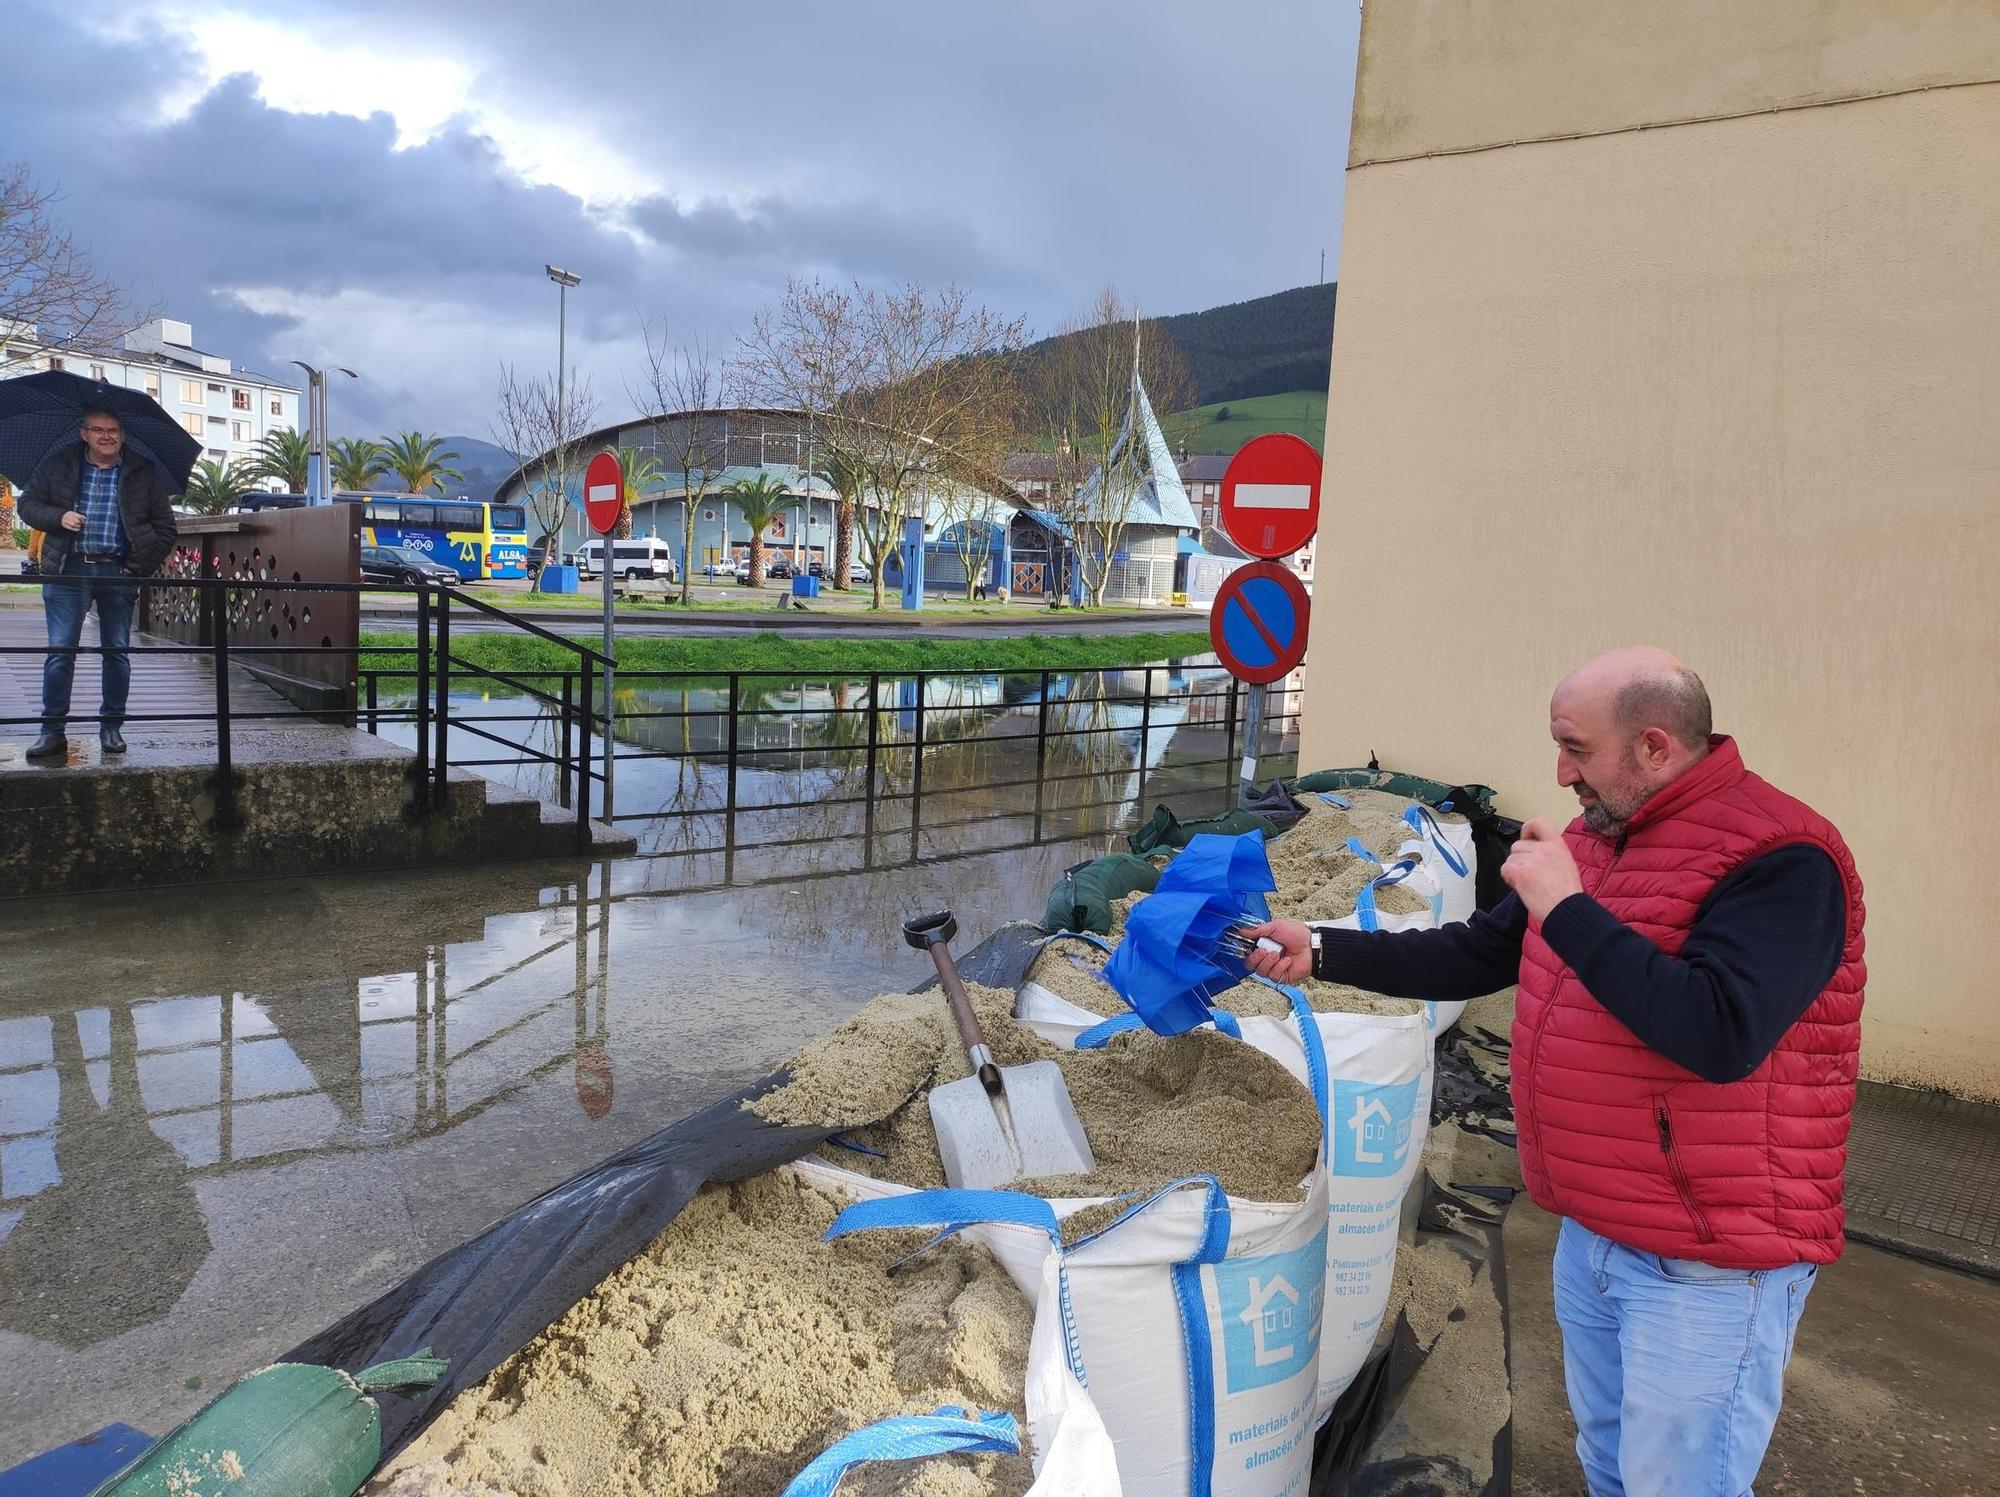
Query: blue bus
229 494 529 580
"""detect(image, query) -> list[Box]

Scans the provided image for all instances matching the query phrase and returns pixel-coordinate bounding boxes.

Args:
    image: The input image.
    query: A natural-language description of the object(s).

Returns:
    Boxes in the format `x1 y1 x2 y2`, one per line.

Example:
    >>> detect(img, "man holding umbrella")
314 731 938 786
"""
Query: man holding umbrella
18 406 177 757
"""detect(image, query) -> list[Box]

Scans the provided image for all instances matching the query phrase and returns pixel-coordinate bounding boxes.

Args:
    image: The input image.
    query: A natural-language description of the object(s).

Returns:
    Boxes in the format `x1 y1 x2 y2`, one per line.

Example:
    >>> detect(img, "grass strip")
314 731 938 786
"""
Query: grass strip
359 628 1215 681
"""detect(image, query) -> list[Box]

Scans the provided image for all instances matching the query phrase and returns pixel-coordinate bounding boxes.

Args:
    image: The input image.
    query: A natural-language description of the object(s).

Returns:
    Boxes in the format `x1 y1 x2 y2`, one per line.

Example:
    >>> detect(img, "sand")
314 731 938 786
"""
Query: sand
1265 790 1445 923
752 984 1321 1222
368 1167 1036 1497
1024 937 1424 1024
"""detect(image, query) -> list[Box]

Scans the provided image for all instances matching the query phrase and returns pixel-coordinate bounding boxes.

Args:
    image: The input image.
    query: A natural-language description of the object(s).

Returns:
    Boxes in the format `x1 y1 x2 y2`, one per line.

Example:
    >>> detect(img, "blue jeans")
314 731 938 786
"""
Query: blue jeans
1552 1216 1817 1497
42 557 139 733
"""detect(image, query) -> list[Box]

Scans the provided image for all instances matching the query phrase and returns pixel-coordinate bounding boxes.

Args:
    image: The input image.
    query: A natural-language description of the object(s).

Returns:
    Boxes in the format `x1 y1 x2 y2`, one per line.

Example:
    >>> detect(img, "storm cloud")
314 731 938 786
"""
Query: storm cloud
10 0 1358 436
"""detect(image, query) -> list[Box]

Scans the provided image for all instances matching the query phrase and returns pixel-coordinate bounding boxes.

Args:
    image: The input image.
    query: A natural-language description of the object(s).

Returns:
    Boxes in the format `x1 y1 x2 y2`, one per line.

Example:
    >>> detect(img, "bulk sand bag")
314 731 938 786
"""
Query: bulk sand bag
367 1161 1117 1497
1011 942 1435 1418
751 983 1331 1497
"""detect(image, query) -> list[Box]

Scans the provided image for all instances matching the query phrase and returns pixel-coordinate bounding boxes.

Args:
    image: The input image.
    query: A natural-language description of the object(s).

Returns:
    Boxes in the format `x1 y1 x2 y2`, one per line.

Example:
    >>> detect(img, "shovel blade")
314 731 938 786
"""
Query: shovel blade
927 1060 1096 1191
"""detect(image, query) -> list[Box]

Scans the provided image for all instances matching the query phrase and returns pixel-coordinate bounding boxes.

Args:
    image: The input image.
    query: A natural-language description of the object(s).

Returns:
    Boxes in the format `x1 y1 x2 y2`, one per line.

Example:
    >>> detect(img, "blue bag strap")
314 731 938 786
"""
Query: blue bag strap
1317 792 1353 808
1344 836 1380 865
826 1190 1086 1383
781 1407 1019 1497
1402 804 1469 876
1352 879 1380 932
1042 928 1115 956
1075 1008 1240 1049
1169 1176 1233 1496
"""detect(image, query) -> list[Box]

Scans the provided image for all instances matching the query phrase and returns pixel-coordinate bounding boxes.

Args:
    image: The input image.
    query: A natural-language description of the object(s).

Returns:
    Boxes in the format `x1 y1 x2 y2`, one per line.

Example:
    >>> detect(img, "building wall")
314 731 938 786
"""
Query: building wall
1304 1 2000 1098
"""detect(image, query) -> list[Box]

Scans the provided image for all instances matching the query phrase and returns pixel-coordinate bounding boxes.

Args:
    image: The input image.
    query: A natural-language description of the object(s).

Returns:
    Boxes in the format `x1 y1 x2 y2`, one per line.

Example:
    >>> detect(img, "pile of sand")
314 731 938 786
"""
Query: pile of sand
367 1168 1036 1497
753 983 1322 1222
1024 936 1423 1023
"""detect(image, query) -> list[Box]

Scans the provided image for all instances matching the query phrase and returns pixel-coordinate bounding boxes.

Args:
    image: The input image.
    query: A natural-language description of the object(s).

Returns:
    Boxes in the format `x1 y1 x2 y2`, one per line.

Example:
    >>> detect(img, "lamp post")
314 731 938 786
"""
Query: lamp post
546 263 609 818
289 361 357 505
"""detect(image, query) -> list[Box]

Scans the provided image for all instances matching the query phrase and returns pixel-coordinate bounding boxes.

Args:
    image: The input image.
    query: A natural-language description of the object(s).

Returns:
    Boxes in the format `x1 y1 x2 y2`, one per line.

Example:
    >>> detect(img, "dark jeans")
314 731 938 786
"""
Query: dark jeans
43 557 138 733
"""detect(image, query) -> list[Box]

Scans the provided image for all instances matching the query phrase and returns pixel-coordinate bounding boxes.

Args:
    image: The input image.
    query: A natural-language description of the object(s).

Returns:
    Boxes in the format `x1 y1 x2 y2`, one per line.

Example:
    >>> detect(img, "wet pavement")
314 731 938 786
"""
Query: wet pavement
0 825 1169 1466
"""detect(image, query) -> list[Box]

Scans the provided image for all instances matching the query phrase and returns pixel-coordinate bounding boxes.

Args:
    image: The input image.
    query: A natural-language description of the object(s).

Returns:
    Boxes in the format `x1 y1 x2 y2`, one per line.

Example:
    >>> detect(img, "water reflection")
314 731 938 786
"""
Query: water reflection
0 884 620 1353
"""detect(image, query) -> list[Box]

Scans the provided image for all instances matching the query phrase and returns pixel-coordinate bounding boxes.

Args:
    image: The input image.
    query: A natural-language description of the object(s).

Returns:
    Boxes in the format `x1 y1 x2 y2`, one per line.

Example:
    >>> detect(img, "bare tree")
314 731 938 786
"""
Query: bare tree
1024 286 1193 606
493 362 599 588
629 321 726 606
0 165 134 354
938 480 1008 602
742 277 1023 609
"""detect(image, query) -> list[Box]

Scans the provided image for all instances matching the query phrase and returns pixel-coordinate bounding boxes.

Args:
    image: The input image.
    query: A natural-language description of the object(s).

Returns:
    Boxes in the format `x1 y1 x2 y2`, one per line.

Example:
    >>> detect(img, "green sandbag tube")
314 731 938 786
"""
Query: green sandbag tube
87 1351 447 1497
1041 853 1161 933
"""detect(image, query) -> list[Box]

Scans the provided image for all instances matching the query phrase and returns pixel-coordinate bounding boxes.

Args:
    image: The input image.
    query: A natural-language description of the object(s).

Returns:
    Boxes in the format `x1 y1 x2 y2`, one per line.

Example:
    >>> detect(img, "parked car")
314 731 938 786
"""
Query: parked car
767 557 794 580
849 561 873 584
700 558 736 577
361 544 461 586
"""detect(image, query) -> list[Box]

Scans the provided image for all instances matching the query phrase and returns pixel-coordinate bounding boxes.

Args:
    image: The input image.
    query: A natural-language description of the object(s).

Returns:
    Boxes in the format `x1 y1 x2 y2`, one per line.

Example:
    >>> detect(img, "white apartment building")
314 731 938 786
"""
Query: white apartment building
0 317 300 483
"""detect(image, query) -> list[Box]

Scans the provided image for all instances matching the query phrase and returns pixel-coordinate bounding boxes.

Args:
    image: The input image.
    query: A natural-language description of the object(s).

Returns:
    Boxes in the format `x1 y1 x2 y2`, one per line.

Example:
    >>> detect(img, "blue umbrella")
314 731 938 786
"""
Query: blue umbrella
1104 831 1278 1035
0 370 203 491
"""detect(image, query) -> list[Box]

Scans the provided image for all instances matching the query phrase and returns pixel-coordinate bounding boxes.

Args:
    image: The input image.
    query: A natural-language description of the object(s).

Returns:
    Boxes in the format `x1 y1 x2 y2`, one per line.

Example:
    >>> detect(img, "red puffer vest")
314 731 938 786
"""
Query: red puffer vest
1513 737 1866 1268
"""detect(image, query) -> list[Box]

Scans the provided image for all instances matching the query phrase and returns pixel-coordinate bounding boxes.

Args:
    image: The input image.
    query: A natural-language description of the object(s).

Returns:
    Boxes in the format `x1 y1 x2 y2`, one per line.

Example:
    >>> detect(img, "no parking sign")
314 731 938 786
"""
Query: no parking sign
1209 562 1311 685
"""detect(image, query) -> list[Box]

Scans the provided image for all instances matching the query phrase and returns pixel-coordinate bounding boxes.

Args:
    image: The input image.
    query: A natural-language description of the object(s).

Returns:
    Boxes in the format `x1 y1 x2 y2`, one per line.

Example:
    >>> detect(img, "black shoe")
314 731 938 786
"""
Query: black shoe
100 727 127 755
25 732 67 760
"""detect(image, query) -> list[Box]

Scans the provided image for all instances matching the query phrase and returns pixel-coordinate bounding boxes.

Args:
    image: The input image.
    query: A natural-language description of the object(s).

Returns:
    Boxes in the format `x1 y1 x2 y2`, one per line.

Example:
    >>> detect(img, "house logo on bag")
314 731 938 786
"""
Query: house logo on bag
1214 1232 1327 1393
1333 1077 1420 1178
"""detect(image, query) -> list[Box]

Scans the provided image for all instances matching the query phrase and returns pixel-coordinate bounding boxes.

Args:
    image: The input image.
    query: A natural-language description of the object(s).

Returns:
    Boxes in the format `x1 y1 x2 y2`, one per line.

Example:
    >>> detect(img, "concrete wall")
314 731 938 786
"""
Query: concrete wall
1305 1 2000 1098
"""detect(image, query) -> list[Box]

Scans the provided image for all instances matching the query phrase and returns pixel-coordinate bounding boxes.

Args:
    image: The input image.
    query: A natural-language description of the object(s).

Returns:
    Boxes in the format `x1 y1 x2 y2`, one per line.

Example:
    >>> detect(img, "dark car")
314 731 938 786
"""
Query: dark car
361 544 460 586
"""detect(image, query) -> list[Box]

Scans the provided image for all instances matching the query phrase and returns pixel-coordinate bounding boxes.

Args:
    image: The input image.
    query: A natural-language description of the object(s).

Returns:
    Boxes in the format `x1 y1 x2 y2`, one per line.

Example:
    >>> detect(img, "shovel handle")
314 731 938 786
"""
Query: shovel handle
920 930 1005 1098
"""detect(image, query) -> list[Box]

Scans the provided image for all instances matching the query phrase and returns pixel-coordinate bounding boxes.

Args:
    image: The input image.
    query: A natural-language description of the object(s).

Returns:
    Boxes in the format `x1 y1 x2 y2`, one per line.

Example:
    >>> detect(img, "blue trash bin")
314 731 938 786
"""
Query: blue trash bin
791 575 820 599
541 565 580 594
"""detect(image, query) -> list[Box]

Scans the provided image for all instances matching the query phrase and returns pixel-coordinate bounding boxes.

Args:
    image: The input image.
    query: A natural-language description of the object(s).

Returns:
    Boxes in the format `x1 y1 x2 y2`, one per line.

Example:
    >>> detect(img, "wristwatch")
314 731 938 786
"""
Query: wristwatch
1308 926 1323 976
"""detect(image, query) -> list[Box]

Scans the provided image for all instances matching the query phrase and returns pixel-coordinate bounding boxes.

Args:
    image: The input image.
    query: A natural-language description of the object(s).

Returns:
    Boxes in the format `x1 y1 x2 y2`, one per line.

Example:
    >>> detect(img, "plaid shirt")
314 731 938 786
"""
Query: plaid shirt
77 456 128 560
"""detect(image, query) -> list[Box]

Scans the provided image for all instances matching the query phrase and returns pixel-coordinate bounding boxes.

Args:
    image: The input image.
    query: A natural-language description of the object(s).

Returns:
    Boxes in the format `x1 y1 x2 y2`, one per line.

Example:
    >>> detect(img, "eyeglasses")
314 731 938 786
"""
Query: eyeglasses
82 426 121 436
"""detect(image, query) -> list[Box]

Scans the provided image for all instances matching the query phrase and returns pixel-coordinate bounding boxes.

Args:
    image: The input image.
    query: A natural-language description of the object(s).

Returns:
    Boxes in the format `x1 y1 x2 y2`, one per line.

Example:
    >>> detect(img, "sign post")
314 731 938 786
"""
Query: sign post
1212 434 1323 806
583 450 625 824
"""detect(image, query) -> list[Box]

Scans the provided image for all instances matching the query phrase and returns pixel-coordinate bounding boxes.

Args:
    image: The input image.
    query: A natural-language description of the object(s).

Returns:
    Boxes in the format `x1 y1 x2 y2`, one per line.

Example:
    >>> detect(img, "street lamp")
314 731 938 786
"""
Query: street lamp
289 360 358 505
545 265 582 552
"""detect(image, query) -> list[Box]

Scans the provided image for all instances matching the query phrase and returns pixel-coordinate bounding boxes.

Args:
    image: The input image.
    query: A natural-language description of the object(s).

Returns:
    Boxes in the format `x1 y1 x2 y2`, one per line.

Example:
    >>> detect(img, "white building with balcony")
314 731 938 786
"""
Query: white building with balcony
0 317 300 482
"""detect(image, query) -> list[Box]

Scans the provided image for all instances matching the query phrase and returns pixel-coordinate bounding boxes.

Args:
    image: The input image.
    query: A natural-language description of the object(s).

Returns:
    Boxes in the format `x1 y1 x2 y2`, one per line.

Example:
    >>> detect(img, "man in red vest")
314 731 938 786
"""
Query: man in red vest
1248 646 1864 1497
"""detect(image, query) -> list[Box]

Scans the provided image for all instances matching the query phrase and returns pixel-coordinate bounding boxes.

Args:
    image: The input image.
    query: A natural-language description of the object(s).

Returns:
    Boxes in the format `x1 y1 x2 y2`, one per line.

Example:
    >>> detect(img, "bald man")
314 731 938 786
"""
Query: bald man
1247 648 1863 1497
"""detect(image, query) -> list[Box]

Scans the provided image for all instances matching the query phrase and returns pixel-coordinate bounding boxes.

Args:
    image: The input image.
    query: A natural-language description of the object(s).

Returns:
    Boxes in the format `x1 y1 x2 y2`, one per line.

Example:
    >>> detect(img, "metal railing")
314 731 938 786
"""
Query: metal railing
4 571 1303 866
1 574 608 853
352 659 1304 864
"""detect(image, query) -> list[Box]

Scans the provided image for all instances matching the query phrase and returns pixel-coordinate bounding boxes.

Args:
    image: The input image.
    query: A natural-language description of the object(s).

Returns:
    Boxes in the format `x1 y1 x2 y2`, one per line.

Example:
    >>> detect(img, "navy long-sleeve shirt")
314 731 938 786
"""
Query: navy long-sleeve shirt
1311 844 1847 1084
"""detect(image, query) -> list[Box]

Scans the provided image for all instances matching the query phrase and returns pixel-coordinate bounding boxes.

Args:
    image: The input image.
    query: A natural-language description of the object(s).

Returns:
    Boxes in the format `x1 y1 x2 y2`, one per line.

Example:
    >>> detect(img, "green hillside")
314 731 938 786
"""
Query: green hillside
1023 283 1335 410
1159 391 1328 455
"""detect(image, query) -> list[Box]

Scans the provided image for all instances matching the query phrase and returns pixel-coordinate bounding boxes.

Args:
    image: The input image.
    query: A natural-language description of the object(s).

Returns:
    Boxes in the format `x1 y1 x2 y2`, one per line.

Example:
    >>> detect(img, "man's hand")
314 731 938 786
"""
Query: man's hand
60 510 84 533
1239 920 1313 984
1502 818 1584 920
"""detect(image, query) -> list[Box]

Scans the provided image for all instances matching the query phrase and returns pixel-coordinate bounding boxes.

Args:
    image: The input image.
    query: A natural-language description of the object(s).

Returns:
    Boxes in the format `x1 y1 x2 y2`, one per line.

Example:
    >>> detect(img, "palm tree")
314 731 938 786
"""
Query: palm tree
608 446 665 540
812 449 868 593
723 472 791 588
329 436 388 492
242 427 313 492
180 458 253 515
380 431 464 495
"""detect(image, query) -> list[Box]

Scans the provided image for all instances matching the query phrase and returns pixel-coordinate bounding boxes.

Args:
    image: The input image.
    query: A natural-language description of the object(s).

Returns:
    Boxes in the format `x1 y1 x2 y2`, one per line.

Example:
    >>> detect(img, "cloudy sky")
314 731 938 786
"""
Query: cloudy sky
14 1 1360 440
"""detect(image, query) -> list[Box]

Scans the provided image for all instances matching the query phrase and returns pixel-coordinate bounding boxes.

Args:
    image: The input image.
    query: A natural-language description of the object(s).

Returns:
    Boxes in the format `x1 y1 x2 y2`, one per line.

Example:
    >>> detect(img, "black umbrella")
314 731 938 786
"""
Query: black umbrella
0 368 204 492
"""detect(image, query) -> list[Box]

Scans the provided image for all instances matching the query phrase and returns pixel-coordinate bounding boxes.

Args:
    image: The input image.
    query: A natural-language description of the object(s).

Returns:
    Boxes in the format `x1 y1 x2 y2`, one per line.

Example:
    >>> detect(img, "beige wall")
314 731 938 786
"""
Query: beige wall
1305 5 2000 1098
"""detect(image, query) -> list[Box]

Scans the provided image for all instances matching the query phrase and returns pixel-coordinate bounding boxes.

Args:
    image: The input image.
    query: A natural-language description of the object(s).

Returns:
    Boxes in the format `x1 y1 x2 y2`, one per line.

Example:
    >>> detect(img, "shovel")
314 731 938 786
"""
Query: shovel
904 910 1097 1191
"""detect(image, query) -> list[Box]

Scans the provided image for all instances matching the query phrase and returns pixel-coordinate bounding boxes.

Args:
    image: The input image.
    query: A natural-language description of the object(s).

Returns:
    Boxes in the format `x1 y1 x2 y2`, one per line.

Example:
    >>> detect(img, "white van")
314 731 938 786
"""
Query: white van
576 537 679 582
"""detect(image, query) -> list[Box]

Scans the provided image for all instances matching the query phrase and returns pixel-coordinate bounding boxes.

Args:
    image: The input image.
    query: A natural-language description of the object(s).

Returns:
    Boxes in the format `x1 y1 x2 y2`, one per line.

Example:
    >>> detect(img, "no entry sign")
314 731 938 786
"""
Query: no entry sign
1219 433 1322 559
1210 561 1311 685
583 450 624 536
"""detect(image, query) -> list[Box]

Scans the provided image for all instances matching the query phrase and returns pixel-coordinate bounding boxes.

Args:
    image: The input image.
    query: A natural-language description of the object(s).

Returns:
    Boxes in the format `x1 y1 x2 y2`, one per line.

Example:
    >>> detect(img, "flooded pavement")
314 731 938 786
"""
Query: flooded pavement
0 653 1304 1465
0 648 1301 1467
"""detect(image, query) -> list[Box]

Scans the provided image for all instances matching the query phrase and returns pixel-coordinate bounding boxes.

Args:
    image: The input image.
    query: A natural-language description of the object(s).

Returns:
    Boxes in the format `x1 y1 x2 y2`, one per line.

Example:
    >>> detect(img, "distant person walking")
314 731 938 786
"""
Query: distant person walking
1247 646 1865 1497
18 408 177 758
